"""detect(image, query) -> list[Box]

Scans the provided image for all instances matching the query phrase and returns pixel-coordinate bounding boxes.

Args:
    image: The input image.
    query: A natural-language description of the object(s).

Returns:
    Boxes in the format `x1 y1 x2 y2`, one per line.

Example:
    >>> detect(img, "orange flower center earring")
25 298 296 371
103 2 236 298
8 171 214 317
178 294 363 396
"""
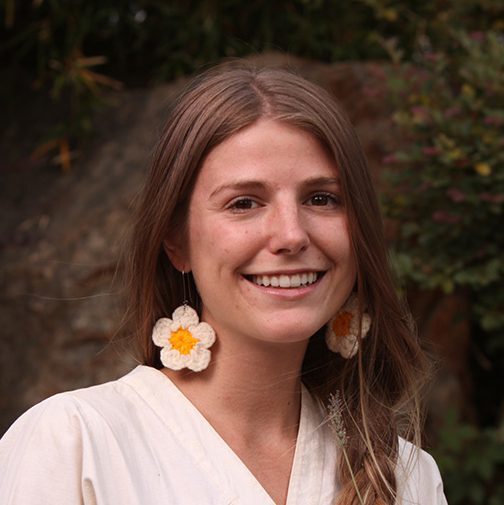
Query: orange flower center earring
152 271 216 371
325 294 371 358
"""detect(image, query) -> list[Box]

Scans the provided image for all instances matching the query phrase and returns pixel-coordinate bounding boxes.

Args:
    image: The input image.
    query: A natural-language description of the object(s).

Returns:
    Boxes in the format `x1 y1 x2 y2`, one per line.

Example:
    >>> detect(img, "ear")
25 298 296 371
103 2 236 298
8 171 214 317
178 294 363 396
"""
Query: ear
163 239 190 273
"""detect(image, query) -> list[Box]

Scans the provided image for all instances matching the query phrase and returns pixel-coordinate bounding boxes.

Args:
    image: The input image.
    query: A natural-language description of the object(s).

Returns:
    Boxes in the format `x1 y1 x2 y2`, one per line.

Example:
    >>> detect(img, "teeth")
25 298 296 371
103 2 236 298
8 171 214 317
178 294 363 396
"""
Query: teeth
251 272 320 288
290 274 301 287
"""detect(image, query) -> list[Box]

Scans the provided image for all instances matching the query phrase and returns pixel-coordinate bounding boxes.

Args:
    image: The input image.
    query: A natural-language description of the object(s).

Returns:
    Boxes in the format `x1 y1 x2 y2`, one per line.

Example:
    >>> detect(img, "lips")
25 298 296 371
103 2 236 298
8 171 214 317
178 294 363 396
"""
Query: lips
246 271 324 288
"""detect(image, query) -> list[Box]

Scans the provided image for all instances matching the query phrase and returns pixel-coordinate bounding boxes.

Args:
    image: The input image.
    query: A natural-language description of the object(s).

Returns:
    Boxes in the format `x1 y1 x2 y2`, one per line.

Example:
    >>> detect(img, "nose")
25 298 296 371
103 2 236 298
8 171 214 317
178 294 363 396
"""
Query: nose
267 204 310 255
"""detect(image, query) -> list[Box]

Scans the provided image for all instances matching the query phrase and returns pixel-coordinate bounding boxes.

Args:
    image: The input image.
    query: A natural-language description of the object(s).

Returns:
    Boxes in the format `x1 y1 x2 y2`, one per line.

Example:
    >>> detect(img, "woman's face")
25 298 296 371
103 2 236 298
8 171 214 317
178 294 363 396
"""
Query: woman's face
170 119 356 348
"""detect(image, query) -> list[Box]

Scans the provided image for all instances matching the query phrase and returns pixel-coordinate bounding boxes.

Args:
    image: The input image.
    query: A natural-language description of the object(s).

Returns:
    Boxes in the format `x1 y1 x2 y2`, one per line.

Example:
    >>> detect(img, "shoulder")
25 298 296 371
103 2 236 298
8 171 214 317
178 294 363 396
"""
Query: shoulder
0 366 159 504
0 374 127 459
0 387 104 503
1 366 158 444
396 438 448 505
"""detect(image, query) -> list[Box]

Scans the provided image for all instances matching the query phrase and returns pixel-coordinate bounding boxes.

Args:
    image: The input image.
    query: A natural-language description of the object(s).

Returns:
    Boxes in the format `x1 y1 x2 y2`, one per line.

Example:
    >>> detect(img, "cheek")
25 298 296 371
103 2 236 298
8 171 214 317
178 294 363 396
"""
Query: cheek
324 225 357 282
195 218 260 252
318 219 353 256
341 241 357 280
339 220 354 261
187 219 252 277
187 211 218 253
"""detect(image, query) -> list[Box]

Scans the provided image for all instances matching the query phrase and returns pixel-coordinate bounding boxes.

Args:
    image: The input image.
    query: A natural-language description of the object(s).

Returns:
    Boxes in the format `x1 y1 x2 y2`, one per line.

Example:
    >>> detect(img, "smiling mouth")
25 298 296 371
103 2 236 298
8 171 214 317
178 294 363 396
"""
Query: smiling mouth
244 271 325 288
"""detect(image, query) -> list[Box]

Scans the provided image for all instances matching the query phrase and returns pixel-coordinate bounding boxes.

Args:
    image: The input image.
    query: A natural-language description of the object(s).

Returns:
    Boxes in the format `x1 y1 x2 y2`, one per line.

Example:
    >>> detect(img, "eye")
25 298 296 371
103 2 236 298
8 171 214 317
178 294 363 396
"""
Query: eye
228 197 260 212
306 192 342 208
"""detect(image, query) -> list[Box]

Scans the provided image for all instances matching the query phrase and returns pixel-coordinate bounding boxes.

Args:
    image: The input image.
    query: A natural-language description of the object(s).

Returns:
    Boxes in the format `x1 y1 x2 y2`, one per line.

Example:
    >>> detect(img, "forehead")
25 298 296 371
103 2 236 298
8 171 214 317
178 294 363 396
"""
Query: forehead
196 119 338 190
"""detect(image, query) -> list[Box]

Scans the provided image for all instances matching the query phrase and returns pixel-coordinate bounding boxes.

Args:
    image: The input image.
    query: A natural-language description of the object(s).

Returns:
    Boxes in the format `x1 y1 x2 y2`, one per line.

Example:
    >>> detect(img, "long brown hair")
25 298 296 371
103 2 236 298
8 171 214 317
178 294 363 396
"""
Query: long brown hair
125 63 430 504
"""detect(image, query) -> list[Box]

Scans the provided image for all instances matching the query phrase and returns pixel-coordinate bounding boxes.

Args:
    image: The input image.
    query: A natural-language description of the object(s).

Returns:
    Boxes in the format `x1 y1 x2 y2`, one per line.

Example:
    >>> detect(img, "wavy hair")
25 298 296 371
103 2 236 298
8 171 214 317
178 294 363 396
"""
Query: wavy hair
124 62 430 504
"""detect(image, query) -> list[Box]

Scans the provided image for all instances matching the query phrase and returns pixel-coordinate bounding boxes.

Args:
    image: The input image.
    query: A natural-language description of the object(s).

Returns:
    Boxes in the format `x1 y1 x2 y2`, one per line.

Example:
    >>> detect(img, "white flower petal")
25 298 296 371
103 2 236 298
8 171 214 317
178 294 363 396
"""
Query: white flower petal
169 320 182 333
325 324 359 358
348 318 359 337
152 318 174 347
338 335 359 359
361 313 371 337
172 305 199 328
191 322 216 348
187 348 211 372
348 312 371 339
160 348 189 370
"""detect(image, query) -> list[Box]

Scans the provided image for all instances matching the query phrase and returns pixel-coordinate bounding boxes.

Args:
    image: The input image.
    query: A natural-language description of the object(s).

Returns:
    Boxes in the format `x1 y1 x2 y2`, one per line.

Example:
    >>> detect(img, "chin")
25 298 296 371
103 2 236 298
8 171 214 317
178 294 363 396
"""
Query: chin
259 322 324 345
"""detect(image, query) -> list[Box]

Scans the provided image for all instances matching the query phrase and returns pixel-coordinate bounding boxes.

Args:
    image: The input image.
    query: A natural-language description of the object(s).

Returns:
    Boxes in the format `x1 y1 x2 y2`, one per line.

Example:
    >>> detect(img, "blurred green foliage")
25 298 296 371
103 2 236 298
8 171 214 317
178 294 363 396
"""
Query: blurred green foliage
2 0 501 168
383 28 504 354
379 2 504 502
432 410 504 505
0 0 392 86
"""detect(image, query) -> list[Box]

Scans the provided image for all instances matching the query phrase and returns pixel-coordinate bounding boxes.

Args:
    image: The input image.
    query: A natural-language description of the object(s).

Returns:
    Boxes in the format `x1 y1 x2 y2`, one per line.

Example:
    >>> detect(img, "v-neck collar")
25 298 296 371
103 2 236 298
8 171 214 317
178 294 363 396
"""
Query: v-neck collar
121 365 338 504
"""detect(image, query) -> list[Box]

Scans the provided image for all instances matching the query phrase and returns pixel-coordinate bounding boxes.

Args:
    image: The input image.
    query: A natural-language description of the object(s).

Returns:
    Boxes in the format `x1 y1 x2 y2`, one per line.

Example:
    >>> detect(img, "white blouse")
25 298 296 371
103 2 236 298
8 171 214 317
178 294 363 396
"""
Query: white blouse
0 366 447 504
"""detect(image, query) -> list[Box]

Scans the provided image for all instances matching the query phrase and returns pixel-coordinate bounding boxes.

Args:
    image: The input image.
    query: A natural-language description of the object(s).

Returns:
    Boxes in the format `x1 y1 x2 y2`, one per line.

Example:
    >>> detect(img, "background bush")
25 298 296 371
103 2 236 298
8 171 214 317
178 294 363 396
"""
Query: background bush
379 5 504 503
2 0 501 164
377 4 504 502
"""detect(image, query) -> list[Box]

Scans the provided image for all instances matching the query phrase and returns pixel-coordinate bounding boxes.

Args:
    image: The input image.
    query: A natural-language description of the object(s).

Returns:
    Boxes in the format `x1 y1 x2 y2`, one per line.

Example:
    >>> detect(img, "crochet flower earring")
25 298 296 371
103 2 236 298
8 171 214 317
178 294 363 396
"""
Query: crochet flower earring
325 294 371 359
152 271 216 372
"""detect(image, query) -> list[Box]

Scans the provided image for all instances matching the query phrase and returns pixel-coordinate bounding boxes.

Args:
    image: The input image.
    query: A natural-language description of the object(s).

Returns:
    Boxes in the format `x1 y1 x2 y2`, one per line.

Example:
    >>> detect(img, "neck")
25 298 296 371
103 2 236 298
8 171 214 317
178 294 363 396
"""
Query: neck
163 333 308 438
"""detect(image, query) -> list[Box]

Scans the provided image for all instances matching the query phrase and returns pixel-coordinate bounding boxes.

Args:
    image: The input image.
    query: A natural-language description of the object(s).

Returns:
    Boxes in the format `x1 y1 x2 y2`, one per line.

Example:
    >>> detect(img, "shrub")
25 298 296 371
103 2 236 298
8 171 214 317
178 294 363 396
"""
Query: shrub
382 24 504 505
382 29 504 357
2 0 501 169
432 410 504 505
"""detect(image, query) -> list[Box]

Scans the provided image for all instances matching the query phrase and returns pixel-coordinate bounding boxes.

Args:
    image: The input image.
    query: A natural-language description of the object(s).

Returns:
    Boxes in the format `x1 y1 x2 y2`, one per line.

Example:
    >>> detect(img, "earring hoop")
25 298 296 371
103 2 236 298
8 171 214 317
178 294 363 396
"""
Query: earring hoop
181 269 191 306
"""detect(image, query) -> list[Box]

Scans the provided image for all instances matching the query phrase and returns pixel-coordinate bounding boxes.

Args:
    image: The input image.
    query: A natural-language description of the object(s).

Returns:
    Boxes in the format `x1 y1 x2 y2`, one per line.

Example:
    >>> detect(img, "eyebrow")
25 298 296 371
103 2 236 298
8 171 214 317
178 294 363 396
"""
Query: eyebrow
210 180 266 198
209 176 340 199
303 176 340 188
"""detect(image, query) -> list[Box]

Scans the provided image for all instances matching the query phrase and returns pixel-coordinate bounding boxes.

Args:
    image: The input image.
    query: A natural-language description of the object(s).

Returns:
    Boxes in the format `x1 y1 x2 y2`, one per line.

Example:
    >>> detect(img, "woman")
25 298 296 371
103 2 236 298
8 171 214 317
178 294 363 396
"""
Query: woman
0 64 447 504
